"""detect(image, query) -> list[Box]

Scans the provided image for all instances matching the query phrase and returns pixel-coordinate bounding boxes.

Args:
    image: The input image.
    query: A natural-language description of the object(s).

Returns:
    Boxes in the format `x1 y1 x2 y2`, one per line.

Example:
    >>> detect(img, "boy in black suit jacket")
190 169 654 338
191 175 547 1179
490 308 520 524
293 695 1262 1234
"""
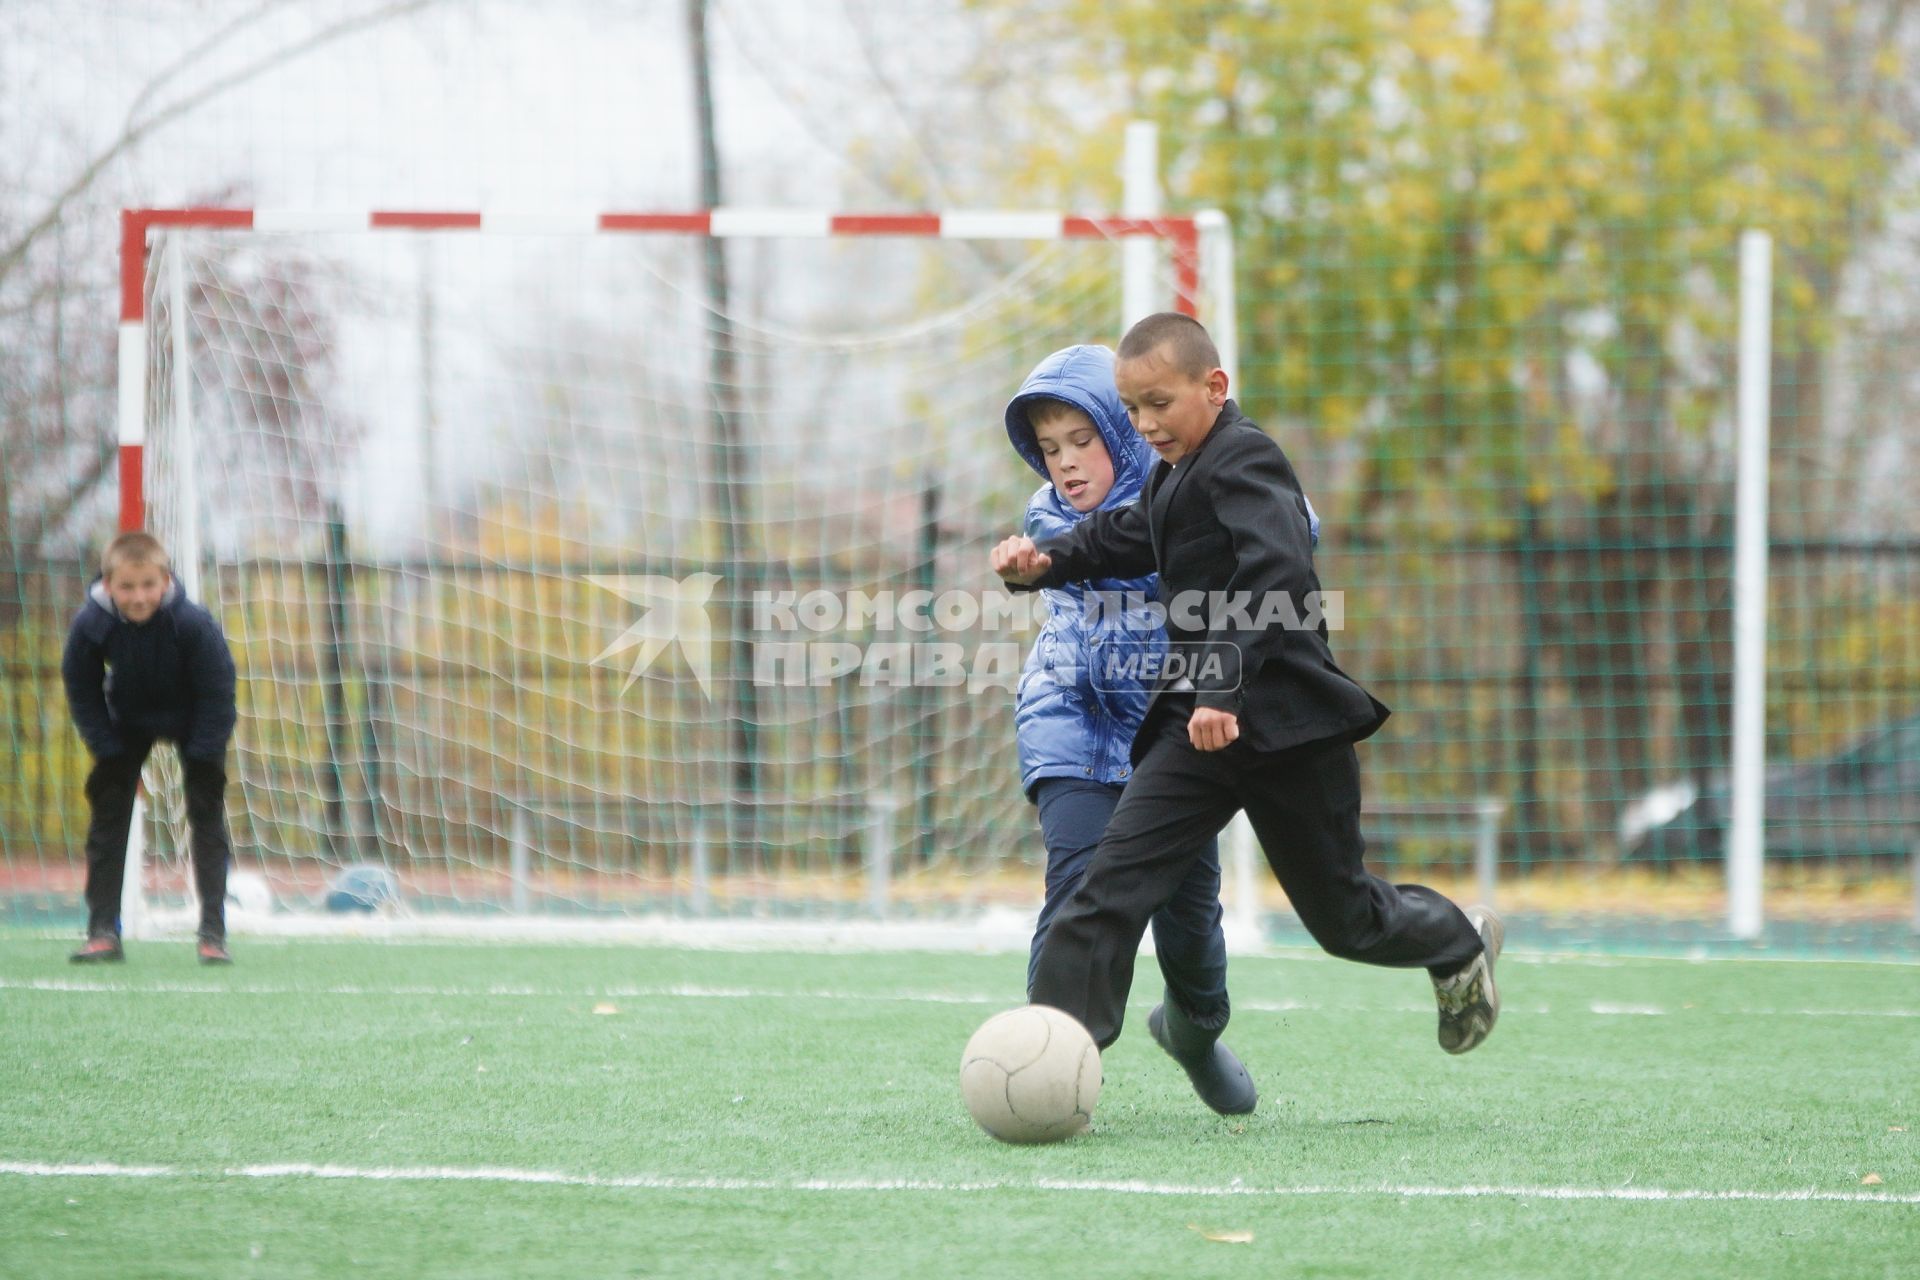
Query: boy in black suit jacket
991 312 1501 1061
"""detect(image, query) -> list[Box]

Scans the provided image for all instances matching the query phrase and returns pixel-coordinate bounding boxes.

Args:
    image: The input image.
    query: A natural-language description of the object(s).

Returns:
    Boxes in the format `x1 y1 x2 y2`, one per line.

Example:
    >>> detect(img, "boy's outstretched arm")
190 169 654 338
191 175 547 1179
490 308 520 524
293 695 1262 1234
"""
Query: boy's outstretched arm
990 535 1053 585
990 498 1154 590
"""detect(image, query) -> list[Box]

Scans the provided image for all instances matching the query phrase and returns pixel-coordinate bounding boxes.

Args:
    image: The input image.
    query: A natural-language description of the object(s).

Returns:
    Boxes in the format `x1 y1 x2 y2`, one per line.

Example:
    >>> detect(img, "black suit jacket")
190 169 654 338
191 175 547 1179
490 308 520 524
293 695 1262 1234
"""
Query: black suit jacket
1027 400 1388 762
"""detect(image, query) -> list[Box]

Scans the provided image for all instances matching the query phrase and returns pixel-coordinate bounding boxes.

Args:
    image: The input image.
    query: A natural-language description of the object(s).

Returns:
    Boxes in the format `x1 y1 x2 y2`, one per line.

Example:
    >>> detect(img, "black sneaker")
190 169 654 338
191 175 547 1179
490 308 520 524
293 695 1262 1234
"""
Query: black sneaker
1147 994 1258 1116
197 938 233 966
1433 906 1504 1054
70 935 125 964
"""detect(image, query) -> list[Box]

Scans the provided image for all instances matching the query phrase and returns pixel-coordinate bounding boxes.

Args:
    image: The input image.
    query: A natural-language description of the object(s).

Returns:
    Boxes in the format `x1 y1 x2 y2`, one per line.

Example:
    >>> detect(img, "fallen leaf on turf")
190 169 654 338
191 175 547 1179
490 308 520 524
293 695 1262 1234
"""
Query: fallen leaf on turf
592 1002 618 1015
1186 1224 1253 1244
1861 1173 1882 1185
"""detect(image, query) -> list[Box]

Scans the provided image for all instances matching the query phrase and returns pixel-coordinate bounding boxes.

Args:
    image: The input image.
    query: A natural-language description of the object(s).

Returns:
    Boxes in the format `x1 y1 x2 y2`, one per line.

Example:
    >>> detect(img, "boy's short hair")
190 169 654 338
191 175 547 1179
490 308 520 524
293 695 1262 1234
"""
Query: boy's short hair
1117 312 1221 379
102 530 171 578
1026 397 1090 431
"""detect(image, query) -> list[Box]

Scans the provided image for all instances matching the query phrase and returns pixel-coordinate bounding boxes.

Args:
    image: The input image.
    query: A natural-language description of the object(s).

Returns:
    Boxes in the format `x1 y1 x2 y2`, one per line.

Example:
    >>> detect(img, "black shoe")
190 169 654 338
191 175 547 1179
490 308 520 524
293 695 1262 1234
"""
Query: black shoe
70 935 125 964
1147 993 1258 1116
197 938 233 966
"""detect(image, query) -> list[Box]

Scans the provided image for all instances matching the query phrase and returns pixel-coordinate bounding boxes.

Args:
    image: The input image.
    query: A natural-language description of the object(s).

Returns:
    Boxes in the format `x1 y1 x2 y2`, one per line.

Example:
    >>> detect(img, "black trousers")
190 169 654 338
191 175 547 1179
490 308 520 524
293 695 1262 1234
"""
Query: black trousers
83 739 230 941
1028 778 1228 1026
1030 703 1484 1050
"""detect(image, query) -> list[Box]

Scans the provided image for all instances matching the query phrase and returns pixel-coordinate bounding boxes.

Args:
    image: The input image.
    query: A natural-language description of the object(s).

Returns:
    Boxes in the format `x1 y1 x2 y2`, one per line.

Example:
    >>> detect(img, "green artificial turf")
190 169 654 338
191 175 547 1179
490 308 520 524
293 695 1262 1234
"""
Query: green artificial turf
0 935 1914 1279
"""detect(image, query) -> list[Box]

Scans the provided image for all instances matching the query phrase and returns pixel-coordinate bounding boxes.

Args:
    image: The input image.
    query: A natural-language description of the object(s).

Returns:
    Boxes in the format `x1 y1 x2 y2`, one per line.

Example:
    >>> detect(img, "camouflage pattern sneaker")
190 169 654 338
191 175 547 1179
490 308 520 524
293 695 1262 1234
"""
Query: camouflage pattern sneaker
1432 906 1503 1054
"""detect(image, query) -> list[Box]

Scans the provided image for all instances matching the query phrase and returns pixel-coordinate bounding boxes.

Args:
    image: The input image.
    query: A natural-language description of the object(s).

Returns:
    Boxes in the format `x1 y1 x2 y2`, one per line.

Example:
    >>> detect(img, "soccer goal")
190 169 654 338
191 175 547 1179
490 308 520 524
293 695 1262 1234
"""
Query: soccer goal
116 201 1245 942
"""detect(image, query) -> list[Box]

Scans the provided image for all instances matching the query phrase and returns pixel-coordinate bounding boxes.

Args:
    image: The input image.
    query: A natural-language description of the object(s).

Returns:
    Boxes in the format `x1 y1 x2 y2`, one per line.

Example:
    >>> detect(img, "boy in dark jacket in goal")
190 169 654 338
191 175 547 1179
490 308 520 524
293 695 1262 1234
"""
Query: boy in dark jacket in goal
62 531 239 965
992 314 1502 1064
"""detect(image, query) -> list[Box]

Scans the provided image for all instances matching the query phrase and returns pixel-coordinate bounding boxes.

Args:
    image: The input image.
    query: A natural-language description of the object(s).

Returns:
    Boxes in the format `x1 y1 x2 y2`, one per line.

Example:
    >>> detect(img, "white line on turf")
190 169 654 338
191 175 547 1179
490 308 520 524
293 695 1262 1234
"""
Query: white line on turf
5 977 1920 1019
0 1160 1913 1205
12 930 1918 968
0 1162 174 1178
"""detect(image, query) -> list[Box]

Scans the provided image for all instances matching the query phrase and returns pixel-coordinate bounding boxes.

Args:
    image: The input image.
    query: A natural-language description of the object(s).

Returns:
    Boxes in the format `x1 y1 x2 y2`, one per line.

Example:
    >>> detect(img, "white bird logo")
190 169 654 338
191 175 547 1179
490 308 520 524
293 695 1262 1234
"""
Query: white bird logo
586 573 722 697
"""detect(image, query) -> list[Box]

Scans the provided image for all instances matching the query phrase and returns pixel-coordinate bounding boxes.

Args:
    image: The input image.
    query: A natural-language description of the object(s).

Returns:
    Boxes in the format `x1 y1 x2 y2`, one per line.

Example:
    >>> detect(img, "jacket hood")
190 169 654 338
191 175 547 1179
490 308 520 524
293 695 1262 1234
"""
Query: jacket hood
1004 345 1153 514
88 574 182 621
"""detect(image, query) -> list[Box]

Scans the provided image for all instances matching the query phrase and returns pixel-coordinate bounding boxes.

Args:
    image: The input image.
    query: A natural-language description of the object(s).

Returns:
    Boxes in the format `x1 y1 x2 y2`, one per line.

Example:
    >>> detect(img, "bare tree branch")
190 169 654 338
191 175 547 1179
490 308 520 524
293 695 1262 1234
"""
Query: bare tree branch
839 0 964 209
21 442 117 550
0 0 437 284
711 0 1005 272
121 0 291 134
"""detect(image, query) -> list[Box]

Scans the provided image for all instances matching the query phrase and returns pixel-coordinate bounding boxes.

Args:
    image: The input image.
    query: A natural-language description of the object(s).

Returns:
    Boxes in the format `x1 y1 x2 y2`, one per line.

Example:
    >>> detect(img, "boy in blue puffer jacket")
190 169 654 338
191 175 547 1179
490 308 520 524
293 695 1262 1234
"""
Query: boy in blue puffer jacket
61 530 238 965
1005 344 1317 1115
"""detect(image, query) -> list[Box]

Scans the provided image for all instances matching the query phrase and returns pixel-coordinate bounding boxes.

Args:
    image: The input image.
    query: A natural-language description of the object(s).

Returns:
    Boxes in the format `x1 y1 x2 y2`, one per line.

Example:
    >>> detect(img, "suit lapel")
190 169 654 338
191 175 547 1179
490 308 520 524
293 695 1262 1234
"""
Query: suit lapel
1149 401 1241 556
1148 458 1190 561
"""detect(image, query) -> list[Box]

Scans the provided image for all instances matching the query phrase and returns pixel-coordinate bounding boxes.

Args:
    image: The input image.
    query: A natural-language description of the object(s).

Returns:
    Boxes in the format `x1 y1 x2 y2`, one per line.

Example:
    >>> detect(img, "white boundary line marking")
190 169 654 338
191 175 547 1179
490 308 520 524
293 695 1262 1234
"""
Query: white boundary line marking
0 1160 1912 1205
6 977 1920 1019
7 926 1916 966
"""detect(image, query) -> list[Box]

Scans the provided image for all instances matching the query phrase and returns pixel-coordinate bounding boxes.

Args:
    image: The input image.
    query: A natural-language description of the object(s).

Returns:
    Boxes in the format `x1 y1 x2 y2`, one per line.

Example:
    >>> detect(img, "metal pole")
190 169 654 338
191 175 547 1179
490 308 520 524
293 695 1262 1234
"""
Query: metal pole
687 0 759 854
1202 206 1255 941
1727 230 1772 940
417 241 438 523
1475 798 1504 909
509 806 531 914
1910 841 1918 936
115 220 150 940
1224 812 1261 949
866 793 898 919
320 508 351 861
121 793 149 940
1121 120 1159 331
169 238 199 597
690 812 711 917
1195 209 1239 389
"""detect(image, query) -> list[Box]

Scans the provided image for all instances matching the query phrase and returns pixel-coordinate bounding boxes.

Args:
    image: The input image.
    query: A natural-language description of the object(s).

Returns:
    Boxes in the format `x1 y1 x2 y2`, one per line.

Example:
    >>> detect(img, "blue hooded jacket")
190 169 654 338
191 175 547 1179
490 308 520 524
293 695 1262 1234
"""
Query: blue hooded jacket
62 575 238 761
1005 345 1320 799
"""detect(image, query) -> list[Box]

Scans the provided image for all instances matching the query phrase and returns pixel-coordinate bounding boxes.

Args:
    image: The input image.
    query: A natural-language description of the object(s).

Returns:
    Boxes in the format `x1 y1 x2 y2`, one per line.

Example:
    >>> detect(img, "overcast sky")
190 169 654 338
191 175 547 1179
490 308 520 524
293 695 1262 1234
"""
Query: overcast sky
6 0 1110 553
9 1 953 213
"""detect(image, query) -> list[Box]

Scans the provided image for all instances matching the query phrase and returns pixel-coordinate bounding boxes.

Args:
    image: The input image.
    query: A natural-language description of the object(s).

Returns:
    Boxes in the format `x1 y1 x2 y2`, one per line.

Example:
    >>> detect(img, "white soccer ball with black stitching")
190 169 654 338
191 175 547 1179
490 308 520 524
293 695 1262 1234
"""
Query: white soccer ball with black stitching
959 1005 1101 1143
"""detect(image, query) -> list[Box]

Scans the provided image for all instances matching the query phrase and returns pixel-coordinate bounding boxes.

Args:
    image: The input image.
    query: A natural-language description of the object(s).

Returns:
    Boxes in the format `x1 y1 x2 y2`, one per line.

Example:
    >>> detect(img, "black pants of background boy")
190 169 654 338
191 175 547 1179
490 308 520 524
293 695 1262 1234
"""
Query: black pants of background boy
69 739 231 965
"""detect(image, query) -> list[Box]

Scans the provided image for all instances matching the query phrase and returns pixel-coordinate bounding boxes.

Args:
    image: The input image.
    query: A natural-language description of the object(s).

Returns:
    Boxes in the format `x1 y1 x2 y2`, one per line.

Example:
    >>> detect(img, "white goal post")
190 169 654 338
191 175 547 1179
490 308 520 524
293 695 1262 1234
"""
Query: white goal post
114 200 1247 942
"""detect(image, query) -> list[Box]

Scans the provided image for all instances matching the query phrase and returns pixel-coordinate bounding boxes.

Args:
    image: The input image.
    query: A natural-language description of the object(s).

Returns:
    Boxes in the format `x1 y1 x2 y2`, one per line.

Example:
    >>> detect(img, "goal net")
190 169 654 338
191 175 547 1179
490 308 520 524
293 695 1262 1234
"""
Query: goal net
124 208 1231 937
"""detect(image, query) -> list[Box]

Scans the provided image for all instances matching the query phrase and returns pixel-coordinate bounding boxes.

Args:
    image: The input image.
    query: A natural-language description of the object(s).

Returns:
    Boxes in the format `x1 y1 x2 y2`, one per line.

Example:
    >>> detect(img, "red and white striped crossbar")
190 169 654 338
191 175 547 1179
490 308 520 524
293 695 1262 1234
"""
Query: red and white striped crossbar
117 207 1213 530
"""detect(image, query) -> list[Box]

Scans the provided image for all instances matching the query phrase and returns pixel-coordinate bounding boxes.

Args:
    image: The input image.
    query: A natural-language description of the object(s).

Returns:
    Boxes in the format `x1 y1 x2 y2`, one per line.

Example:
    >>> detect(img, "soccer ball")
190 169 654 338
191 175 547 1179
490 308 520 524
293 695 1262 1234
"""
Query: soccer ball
323 863 402 913
224 869 274 917
959 1004 1101 1144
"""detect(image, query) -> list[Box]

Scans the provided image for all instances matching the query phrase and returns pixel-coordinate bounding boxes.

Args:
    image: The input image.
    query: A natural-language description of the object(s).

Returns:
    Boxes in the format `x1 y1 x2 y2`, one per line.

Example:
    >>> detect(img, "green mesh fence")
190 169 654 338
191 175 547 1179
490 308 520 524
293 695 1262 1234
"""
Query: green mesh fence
2 0 1915 953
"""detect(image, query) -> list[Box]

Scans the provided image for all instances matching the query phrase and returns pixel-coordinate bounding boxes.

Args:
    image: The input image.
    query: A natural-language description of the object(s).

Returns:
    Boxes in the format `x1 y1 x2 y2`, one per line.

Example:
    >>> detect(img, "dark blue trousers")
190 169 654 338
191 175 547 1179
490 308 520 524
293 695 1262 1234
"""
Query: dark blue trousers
1028 777 1228 1026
